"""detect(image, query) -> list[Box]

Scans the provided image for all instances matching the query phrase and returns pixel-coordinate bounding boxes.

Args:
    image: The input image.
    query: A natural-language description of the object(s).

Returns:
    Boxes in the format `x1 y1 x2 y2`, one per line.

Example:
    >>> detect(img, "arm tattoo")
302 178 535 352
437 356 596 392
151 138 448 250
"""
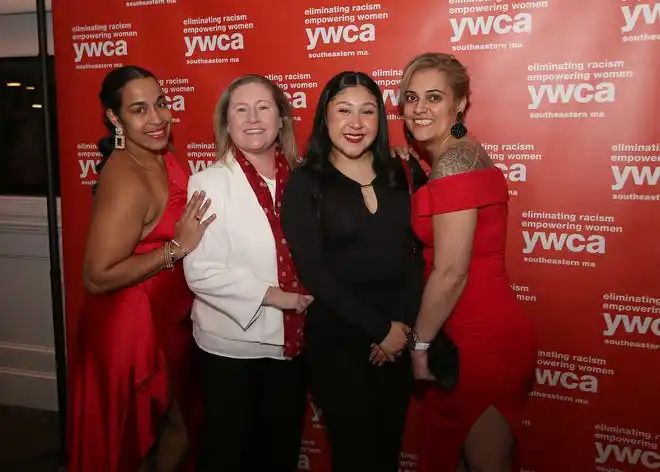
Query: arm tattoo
430 140 486 180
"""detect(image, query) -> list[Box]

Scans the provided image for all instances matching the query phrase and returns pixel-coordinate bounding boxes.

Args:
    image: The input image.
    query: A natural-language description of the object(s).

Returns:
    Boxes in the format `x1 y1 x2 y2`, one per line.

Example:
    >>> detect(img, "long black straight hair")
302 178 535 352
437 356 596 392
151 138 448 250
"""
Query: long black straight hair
300 71 409 190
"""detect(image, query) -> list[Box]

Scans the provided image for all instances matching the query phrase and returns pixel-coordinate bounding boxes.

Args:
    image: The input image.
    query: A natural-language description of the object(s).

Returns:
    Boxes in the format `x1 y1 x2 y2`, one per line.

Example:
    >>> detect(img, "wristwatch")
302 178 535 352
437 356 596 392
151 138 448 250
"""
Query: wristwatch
413 341 431 351
408 331 431 351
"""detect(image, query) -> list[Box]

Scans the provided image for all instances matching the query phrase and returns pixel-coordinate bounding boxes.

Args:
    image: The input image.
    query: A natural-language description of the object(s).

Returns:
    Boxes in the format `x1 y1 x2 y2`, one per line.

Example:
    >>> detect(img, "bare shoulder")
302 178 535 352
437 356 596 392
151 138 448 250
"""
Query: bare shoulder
94 153 148 205
430 139 487 181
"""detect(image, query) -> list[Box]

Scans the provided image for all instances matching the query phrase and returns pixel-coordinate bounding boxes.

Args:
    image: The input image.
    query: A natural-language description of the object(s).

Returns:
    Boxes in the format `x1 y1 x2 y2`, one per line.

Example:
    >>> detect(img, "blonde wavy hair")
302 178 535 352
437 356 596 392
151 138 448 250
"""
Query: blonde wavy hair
213 74 298 167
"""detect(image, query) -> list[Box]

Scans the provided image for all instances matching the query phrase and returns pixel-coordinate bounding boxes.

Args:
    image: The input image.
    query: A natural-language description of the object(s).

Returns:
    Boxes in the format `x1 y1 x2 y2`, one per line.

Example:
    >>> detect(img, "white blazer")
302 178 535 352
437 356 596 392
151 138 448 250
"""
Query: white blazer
183 154 284 359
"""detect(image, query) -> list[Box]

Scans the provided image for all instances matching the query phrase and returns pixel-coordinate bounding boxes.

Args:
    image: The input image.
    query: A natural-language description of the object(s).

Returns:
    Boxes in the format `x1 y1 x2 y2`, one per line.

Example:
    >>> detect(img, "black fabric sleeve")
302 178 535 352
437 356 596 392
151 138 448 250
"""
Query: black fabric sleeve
281 168 392 344
397 252 425 328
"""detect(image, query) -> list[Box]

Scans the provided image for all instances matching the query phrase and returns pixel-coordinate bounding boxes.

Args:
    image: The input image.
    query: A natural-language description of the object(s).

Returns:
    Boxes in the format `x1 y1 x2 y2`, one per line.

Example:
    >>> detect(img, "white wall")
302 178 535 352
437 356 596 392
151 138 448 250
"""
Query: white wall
0 198 62 410
0 1 61 411
0 12 53 57
0 0 52 15
0 1 53 57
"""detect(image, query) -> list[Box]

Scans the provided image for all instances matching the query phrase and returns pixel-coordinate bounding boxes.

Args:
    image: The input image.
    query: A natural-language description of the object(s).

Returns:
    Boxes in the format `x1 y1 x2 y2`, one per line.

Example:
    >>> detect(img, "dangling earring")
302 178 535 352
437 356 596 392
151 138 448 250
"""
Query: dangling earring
450 111 467 139
114 126 125 149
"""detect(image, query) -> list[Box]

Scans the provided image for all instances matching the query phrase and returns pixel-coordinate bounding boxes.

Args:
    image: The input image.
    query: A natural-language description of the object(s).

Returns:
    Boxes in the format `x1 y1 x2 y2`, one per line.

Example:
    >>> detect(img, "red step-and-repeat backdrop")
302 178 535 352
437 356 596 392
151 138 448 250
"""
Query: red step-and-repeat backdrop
51 1 660 471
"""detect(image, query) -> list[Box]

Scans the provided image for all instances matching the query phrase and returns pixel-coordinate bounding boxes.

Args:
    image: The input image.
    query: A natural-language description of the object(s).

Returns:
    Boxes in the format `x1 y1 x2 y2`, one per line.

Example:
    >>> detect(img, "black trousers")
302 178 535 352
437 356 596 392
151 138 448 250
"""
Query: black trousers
305 332 413 472
196 346 307 472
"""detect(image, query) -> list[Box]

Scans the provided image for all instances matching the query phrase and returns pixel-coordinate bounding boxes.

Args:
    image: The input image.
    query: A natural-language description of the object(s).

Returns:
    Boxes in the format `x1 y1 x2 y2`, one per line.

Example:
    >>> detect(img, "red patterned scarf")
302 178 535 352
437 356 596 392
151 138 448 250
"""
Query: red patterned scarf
233 146 308 358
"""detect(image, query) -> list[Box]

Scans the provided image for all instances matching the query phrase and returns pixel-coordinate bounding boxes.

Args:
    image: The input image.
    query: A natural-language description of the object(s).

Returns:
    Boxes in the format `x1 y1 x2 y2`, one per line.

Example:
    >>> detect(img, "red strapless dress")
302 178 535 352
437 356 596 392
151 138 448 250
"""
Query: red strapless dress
411 168 537 471
67 153 200 472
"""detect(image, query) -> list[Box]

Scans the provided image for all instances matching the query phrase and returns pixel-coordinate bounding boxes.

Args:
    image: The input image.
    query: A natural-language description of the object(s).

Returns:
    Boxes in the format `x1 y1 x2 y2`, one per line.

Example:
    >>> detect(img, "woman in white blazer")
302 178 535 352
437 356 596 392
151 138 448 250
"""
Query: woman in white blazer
183 74 314 472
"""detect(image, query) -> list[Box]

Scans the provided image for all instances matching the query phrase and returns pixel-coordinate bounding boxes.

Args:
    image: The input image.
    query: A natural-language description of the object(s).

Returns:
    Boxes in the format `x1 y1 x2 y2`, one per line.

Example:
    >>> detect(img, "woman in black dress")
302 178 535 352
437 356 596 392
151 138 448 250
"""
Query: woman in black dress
281 71 425 472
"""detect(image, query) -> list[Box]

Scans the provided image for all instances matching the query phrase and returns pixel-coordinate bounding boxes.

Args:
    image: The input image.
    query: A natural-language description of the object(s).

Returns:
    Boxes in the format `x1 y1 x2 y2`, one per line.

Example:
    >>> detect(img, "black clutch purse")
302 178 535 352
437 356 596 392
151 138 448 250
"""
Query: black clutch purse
426 331 459 392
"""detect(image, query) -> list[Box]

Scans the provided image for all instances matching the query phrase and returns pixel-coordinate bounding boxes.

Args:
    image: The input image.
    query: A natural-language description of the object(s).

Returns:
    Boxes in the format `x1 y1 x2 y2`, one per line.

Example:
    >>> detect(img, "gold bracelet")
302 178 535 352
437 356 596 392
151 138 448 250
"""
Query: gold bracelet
170 241 180 264
170 238 187 259
164 241 175 269
163 243 171 269
170 242 176 268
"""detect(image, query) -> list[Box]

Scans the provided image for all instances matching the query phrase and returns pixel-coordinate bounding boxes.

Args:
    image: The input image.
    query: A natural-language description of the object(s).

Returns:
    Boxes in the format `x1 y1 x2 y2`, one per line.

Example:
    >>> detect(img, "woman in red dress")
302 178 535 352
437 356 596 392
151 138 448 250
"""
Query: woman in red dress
400 53 537 472
67 66 214 472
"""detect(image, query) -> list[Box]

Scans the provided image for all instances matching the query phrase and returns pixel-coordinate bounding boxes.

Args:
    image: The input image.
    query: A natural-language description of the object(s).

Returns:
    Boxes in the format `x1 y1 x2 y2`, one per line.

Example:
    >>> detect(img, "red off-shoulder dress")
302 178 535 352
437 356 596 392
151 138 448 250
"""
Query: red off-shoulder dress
411 165 537 471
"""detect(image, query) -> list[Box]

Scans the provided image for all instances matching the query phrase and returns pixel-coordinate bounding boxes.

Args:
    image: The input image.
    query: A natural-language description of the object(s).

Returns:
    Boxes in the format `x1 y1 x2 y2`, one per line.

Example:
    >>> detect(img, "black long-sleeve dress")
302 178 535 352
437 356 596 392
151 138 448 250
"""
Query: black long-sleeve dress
281 161 423 472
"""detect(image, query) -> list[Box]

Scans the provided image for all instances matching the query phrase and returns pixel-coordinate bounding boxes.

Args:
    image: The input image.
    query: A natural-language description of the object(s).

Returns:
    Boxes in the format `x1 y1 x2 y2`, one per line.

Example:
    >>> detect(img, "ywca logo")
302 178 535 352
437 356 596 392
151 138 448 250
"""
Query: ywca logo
612 165 660 190
74 40 127 63
268 73 318 112
528 82 615 110
184 33 244 57
159 77 193 119
621 2 660 33
603 312 660 337
534 368 597 393
79 158 101 180
450 13 532 42
596 442 660 469
382 88 399 107
494 163 527 183
306 23 375 50
283 91 308 110
304 5 389 57
522 231 605 254
188 160 213 174
71 22 136 64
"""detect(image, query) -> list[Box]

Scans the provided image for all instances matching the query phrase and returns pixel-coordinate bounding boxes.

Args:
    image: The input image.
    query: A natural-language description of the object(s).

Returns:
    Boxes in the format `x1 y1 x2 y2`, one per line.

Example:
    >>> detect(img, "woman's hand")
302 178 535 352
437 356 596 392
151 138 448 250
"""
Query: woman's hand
174 191 216 257
369 343 393 365
264 287 314 313
292 294 315 313
379 321 410 357
411 350 435 381
391 146 420 162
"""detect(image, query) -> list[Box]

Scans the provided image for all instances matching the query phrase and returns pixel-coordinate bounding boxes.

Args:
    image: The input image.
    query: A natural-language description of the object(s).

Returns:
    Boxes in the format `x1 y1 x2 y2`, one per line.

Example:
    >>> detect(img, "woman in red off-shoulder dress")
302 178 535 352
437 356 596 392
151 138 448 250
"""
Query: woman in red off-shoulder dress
400 53 537 472
67 66 214 472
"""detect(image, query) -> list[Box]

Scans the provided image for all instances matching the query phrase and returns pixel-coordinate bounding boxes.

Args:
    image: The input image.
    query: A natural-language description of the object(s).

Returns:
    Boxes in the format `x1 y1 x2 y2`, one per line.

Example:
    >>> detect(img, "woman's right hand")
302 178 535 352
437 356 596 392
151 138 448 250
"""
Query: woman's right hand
391 146 420 162
174 191 216 255
264 287 314 313
379 321 411 358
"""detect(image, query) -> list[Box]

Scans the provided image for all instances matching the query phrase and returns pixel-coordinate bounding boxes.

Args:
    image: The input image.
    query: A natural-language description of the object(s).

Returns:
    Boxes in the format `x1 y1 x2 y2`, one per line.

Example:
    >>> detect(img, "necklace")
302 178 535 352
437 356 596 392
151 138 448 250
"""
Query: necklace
331 154 375 189
437 133 452 153
430 134 453 165
126 149 159 170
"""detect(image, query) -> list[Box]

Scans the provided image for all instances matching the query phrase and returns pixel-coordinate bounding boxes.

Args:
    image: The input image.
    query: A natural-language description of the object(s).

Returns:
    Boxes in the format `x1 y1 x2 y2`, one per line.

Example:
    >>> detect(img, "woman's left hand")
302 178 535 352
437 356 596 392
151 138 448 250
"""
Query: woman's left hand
391 146 420 162
412 350 435 381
